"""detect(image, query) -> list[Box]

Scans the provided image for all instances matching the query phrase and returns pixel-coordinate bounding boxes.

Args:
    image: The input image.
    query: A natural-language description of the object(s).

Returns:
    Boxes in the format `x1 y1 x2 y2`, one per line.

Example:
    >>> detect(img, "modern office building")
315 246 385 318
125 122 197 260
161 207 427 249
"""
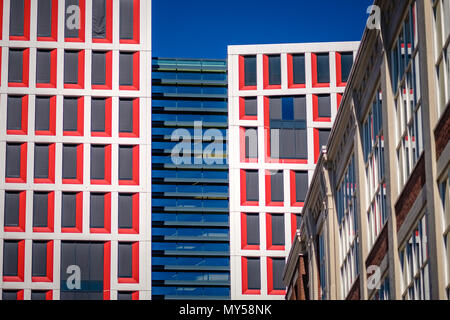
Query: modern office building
283 0 450 300
227 42 359 299
0 0 152 300
151 58 230 299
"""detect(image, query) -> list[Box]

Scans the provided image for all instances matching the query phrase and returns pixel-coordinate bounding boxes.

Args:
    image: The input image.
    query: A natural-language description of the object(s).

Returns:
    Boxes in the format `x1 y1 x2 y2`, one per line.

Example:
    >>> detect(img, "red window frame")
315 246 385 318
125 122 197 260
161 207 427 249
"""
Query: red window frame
119 52 140 91
287 53 306 89
34 143 55 184
240 169 258 206
92 51 112 90
4 191 26 232
336 52 352 87
63 97 84 136
62 144 84 185
118 242 139 283
337 93 343 110
5 142 27 184
35 96 56 136
240 213 259 250
64 0 85 42
36 49 57 88
119 0 140 44
118 145 139 186
267 257 287 295
31 240 53 282
90 144 111 185
91 97 112 137
9 0 30 41
263 54 281 90
290 170 306 207
118 193 139 234
241 257 260 295
266 213 285 251
8 48 30 87
33 191 55 233
291 213 301 241
7 95 28 135
118 98 139 138
103 241 111 300
311 53 330 88
239 97 257 121
239 55 257 91
240 127 258 163
312 94 332 123
93 0 112 43
265 170 284 207
32 290 53 300
37 0 58 41
90 193 111 234
2 239 25 282
61 191 83 233
64 50 85 89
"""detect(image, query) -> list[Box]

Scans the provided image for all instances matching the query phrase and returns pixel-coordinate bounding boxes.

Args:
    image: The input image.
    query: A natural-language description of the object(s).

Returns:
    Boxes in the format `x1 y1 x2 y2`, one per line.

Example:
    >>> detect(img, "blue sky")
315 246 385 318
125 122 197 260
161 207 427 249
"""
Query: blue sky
152 0 374 59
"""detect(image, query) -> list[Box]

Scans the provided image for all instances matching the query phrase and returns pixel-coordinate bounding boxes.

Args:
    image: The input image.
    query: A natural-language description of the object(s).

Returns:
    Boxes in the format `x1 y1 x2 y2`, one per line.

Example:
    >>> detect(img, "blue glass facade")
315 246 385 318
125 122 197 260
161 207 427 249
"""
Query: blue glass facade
151 58 230 299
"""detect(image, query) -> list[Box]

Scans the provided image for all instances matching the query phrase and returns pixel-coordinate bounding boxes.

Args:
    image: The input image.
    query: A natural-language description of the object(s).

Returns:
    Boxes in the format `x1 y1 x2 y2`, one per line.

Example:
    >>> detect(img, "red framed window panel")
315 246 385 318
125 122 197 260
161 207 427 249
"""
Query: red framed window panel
263 54 281 90
61 192 83 233
35 96 56 136
34 143 55 184
31 290 53 300
240 213 260 250
32 191 55 233
239 97 257 121
36 49 57 88
267 257 287 295
37 0 58 41
290 170 308 207
92 0 113 43
9 0 30 41
90 144 111 185
241 257 261 295
118 242 139 283
103 241 111 300
337 93 343 110
8 48 30 87
2 290 24 300
64 0 85 42
265 170 284 207
118 291 139 300
266 213 285 251
62 144 84 184
287 53 306 89
239 55 257 90
336 52 353 87
118 193 139 234
3 191 26 232
2 239 25 282
240 169 259 206
90 193 111 234
291 213 302 241
6 95 28 135
119 98 139 138
63 97 84 136
311 53 330 88
91 98 112 137
312 94 331 122
92 51 112 90
240 127 258 163
31 240 53 282
313 128 331 163
119 51 140 90
118 145 139 185
5 142 27 183
64 50 85 89
119 0 140 44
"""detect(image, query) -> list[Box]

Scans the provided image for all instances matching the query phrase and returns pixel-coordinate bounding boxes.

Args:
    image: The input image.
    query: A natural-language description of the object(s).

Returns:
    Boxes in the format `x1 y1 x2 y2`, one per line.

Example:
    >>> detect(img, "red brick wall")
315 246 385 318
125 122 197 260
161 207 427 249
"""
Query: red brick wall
435 104 450 159
365 223 388 269
346 276 360 300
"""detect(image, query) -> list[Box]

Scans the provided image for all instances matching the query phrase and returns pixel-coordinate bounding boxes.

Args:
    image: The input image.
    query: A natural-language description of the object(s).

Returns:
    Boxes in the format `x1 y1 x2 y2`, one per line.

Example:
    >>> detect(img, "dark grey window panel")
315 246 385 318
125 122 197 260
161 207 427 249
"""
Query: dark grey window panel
279 129 295 159
62 144 78 179
120 0 134 40
245 170 259 202
295 172 309 203
245 128 258 159
61 192 77 228
3 241 19 276
37 0 52 37
316 53 330 83
119 52 134 86
272 258 286 290
36 50 51 84
35 96 51 131
34 144 50 179
31 291 48 300
119 146 133 180
63 97 78 132
5 143 22 178
295 214 302 230
90 193 105 228
64 50 79 84
92 0 107 39
269 97 282 120
292 54 305 84
271 172 284 202
244 97 257 116
268 55 281 85
92 51 106 85
247 258 260 290
32 241 48 277
7 96 23 131
90 145 105 180
118 242 133 278
319 129 331 151
119 98 133 132
340 52 354 83
2 290 18 300
65 0 80 39
318 95 331 118
294 96 307 121
271 214 285 246
244 56 257 86
33 192 49 228
117 291 133 300
9 0 25 37
118 193 133 229
295 129 308 159
4 191 20 227
91 98 106 132
8 49 24 83
246 214 259 246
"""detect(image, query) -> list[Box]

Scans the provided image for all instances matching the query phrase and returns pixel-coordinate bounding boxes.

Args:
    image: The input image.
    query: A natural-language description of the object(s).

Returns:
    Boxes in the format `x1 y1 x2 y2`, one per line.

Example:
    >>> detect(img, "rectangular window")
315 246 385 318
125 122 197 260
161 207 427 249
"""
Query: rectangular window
313 94 331 122
5 142 27 183
119 98 139 137
264 54 281 89
240 127 258 162
9 0 30 40
31 290 52 300
312 53 330 87
4 191 26 232
2 290 24 300
120 0 140 44
33 191 54 232
291 213 302 241
65 0 85 42
117 291 139 300
118 193 139 234
64 50 85 89
90 145 111 184
118 242 139 283
7 95 28 135
8 48 29 87
119 52 140 90
3 240 25 282
239 55 257 90
240 169 259 205
32 240 53 282
118 145 139 185
61 192 83 233
314 129 331 163
288 53 306 88
267 257 286 294
36 49 57 88
239 97 257 120
34 143 55 183
37 0 58 41
91 97 112 136
92 51 112 89
291 171 308 206
62 144 83 184
266 170 284 206
266 213 285 250
63 97 84 136
242 257 260 294
90 193 111 233
92 0 112 43
35 96 56 135
336 52 353 86
241 213 260 250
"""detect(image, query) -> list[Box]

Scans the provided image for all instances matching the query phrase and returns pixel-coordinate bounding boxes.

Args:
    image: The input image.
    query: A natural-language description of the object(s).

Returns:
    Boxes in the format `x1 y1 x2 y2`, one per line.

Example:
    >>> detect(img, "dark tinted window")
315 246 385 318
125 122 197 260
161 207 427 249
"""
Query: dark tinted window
92 0 107 39
317 94 331 118
119 52 134 86
63 97 78 132
244 56 256 87
118 242 133 278
37 0 52 38
61 192 77 228
295 171 309 203
92 51 106 85
271 258 286 290
119 146 133 180
64 50 79 84
35 96 51 131
268 55 281 85
245 128 258 159
5 143 22 178
118 193 133 229
7 96 23 131
65 0 81 39
292 54 305 84
271 214 285 246
33 192 49 228
4 191 21 227
340 52 354 83
316 53 330 83
270 171 284 202
91 98 106 132
90 193 105 228
9 0 25 37
91 145 106 180
246 214 259 246
8 49 24 83
245 170 259 202
318 129 331 151
3 241 19 276
119 99 133 132
120 0 134 40
32 241 47 277
36 49 51 84
247 258 260 290
34 144 50 179
244 97 257 116
62 145 78 179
